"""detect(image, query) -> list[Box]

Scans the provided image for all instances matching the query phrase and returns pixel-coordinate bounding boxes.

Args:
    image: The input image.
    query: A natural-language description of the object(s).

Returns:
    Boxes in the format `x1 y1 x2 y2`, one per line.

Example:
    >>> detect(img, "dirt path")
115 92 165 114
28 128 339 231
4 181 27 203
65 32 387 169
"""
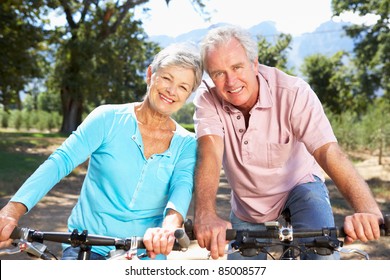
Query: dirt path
1 162 389 260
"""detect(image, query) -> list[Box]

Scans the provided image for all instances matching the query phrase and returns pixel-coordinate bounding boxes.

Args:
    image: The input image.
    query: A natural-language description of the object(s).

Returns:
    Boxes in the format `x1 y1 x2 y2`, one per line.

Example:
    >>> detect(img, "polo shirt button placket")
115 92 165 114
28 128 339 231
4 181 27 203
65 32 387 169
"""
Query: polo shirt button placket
236 115 245 135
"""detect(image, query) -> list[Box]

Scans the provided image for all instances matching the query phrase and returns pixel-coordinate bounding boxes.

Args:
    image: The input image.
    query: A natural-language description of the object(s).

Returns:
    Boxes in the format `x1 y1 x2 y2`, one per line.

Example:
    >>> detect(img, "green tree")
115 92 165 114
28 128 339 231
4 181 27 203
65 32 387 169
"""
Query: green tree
300 51 362 114
172 102 195 124
37 90 61 112
360 98 390 164
257 33 292 73
327 109 362 151
0 1 48 111
332 0 390 100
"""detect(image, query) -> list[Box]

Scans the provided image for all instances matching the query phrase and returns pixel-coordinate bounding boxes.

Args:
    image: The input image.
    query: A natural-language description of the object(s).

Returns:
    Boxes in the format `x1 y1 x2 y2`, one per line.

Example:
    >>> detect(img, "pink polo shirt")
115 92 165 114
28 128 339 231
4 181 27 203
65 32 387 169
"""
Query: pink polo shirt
193 65 337 223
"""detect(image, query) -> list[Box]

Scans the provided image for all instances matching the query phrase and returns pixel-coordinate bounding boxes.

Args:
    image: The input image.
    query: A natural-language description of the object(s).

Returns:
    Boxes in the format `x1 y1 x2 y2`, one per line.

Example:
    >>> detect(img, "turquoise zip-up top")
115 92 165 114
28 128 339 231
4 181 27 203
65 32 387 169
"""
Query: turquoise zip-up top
11 103 196 256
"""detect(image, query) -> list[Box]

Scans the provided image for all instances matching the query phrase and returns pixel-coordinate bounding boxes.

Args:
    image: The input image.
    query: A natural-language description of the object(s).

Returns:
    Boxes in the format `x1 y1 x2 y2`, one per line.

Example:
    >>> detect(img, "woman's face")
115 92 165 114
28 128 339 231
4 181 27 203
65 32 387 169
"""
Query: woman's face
146 65 195 116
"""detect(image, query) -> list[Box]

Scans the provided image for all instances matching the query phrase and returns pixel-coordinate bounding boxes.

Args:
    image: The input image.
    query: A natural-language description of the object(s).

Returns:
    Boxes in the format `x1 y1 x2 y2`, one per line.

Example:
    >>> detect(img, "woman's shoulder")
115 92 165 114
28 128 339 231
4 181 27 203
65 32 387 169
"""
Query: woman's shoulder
86 103 137 122
93 103 135 114
173 123 197 149
174 122 195 138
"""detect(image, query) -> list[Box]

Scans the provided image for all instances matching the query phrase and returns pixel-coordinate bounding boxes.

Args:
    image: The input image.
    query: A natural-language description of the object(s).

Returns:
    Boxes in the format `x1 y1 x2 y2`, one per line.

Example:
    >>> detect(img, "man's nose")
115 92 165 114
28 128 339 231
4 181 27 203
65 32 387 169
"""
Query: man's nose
225 72 237 86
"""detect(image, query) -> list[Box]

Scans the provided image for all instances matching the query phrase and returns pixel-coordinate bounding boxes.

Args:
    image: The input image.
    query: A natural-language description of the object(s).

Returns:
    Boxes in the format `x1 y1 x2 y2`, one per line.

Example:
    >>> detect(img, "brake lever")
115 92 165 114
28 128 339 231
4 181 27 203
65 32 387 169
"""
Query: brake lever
0 243 23 255
337 247 369 260
0 241 48 259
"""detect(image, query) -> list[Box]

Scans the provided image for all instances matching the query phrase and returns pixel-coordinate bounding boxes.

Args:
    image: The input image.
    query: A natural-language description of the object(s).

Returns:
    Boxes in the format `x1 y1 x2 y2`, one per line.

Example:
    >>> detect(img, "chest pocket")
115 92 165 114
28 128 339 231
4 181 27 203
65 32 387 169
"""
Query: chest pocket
249 136 293 168
157 163 175 183
267 139 293 168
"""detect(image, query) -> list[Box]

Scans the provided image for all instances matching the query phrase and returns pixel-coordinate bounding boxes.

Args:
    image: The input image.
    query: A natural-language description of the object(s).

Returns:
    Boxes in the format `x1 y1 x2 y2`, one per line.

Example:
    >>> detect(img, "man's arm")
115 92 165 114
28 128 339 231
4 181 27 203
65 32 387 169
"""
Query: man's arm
313 142 383 244
193 135 231 259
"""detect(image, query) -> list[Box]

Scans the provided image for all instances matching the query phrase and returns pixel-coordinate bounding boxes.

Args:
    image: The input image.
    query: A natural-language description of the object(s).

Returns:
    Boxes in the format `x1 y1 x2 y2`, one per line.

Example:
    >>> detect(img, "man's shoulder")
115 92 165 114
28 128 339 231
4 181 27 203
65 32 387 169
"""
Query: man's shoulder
199 77 216 92
258 64 309 91
193 77 221 103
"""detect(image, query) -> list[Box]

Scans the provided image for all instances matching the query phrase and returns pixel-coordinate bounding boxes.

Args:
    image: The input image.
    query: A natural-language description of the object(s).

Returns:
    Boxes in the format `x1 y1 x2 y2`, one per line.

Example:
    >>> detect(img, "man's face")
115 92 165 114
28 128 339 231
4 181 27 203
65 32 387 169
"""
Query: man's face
205 38 259 112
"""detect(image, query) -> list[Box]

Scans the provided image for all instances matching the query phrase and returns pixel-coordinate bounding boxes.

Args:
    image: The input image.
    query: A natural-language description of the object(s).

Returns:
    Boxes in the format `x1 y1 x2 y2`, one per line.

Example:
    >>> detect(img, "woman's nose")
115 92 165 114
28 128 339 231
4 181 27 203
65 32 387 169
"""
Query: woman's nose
165 85 176 96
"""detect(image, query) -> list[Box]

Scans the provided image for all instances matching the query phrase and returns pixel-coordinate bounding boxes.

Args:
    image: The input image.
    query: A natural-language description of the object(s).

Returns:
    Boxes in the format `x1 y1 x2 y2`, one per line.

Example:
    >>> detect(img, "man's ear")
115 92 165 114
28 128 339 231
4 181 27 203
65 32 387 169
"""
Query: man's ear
252 59 259 71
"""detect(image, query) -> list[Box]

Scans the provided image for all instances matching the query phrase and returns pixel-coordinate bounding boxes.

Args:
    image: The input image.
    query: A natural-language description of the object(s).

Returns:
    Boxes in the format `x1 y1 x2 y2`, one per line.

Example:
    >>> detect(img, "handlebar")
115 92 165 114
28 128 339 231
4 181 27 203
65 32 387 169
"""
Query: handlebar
183 214 390 259
6 226 191 260
197 213 390 241
4 214 389 260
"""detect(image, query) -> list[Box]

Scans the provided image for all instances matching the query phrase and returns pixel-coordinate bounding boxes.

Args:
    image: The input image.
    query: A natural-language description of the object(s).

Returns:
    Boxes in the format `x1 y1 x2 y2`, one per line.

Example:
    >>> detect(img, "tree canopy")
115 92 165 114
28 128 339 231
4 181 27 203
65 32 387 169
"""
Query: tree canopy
1 0 388 136
0 1 48 110
332 0 390 100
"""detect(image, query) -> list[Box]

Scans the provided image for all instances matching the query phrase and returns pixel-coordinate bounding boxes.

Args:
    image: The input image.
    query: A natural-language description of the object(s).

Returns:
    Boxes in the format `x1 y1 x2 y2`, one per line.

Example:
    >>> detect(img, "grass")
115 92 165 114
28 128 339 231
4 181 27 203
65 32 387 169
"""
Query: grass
0 130 67 196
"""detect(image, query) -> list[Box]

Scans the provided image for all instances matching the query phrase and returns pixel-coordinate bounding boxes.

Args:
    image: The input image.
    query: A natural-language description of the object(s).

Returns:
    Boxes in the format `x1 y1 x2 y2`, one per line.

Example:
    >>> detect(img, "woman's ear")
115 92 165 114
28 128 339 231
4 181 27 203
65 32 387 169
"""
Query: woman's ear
146 65 152 85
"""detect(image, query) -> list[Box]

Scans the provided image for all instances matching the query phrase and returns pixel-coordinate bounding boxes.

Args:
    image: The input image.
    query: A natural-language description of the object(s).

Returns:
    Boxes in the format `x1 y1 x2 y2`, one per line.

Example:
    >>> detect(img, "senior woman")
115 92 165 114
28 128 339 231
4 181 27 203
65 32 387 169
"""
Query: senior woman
0 43 203 260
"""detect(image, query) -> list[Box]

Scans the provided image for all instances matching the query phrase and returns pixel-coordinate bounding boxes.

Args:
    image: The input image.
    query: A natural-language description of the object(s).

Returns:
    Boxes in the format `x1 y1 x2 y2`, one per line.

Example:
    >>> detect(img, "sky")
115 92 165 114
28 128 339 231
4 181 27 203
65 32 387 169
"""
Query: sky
133 0 379 37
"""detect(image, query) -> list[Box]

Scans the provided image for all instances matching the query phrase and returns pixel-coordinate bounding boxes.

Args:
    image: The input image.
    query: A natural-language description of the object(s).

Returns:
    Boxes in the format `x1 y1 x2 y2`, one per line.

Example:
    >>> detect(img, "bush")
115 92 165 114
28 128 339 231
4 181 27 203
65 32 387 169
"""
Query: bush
0 109 61 132
180 123 194 132
12 110 23 130
0 109 9 128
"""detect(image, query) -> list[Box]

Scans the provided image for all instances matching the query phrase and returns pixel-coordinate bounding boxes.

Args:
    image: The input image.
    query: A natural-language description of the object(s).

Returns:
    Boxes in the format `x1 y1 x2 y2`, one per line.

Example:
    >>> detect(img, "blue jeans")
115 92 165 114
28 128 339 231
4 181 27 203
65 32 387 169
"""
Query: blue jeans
62 246 107 260
228 176 340 260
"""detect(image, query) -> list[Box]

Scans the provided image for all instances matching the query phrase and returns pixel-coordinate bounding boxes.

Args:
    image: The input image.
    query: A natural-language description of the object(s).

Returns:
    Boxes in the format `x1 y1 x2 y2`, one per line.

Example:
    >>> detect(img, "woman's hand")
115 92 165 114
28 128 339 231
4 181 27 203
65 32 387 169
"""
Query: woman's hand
143 227 176 259
0 202 26 248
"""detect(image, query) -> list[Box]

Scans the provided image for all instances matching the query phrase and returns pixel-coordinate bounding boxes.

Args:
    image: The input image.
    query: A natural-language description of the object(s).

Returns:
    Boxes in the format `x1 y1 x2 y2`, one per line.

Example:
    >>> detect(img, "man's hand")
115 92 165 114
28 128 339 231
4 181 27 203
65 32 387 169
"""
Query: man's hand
343 213 383 244
194 213 231 259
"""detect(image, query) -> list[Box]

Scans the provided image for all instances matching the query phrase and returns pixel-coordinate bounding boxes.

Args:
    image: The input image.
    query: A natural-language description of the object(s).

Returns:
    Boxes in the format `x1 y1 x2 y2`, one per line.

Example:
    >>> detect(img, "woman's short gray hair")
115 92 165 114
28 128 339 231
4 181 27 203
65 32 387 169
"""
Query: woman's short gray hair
200 25 258 73
150 43 203 92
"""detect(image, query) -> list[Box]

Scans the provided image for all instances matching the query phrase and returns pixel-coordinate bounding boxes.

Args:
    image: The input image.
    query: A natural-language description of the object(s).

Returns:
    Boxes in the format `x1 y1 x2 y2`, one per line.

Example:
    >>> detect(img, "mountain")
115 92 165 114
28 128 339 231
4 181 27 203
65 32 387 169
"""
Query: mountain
147 20 354 73
288 20 354 71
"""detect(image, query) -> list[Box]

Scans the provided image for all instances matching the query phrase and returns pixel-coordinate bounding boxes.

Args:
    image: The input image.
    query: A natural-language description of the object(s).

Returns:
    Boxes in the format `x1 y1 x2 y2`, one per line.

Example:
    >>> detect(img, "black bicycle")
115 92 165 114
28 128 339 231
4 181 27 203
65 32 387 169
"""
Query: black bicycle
1 213 388 260
183 211 390 260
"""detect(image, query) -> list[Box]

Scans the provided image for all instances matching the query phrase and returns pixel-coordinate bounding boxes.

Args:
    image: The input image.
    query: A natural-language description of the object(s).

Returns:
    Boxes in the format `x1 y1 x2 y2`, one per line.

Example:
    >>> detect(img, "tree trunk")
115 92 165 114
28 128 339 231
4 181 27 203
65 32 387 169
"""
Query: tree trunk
60 86 83 135
378 128 383 165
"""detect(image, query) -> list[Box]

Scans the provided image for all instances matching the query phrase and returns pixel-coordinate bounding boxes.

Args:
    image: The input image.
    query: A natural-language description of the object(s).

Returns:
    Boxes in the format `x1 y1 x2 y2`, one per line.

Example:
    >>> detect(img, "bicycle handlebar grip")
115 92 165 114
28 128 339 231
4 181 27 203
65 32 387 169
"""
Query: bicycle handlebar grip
383 214 390 236
226 229 237 241
339 213 390 238
10 226 24 239
174 229 190 249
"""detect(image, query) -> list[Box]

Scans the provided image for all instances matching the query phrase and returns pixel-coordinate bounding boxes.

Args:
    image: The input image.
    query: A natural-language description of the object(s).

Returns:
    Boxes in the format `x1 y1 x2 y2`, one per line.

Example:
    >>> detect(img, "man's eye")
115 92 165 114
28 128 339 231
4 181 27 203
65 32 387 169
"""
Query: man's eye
214 72 224 79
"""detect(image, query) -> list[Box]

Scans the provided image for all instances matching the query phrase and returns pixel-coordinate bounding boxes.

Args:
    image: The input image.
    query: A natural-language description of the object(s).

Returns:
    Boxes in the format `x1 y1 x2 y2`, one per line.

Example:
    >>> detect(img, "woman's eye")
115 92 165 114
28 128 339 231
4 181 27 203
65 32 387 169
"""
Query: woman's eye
180 86 190 92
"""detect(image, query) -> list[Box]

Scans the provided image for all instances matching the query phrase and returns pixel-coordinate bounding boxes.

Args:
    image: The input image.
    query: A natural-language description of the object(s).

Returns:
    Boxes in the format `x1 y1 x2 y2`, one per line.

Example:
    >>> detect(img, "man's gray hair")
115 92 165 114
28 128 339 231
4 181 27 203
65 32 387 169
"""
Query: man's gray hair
200 25 258 73
150 43 203 92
